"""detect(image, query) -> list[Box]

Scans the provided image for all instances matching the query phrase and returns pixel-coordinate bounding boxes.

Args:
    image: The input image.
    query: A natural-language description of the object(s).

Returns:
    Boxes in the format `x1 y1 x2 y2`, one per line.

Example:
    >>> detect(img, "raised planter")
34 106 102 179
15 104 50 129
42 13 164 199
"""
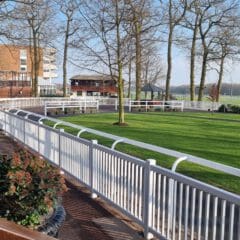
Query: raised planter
38 204 66 238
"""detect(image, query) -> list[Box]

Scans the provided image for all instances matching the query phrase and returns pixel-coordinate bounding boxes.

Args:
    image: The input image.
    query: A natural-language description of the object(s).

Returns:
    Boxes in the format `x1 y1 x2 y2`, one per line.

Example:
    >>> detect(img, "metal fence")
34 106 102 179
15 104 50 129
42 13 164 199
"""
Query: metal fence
44 100 99 116
0 110 239 240
0 97 225 112
0 97 69 109
0 97 131 111
183 101 222 111
129 100 184 112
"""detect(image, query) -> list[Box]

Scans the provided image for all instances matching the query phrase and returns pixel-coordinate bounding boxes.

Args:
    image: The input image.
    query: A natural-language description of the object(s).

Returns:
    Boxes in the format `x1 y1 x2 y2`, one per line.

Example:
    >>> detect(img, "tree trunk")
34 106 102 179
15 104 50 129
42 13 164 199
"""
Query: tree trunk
165 25 173 101
63 18 70 97
33 31 39 97
118 63 124 124
135 21 142 101
216 55 225 102
165 0 173 101
190 14 199 101
198 49 208 101
127 59 132 98
116 1 124 124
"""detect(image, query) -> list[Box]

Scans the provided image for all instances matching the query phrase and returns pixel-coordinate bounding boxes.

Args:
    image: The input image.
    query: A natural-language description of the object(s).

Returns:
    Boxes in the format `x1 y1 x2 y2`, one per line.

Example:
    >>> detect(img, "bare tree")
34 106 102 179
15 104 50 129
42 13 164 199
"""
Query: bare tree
55 0 79 97
142 45 165 87
181 0 201 101
125 0 158 100
164 0 187 100
0 1 13 41
197 0 238 101
11 0 55 97
211 17 240 101
127 47 134 98
74 0 130 124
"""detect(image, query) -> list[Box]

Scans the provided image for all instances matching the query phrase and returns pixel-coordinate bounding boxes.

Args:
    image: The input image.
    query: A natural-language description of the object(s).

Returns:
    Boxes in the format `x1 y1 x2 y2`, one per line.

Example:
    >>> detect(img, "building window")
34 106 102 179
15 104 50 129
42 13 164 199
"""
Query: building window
20 49 27 58
20 59 27 65
20 66 27 72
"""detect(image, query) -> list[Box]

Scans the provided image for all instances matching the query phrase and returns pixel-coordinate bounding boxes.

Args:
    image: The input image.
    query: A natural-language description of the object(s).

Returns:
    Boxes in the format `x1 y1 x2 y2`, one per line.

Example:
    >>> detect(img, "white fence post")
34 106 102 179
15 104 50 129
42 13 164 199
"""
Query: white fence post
115 99 118 111
129 100 132 112
4 111 7 132
44 102 47 116
38 121 43 153
96 101 99 111
59 128 64 168
84 100 87 112
143 159 156 240
90 139 98 199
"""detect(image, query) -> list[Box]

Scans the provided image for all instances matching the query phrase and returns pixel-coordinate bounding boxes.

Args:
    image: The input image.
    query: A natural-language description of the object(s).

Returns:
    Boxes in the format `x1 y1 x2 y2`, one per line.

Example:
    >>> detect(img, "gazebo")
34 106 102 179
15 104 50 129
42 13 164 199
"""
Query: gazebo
141 83 163 100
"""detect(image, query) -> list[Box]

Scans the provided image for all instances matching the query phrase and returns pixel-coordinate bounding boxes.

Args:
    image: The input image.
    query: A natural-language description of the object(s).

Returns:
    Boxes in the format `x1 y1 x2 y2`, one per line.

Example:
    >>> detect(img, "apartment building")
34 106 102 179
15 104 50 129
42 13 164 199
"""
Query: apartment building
40 48 58 96
0 44 57 97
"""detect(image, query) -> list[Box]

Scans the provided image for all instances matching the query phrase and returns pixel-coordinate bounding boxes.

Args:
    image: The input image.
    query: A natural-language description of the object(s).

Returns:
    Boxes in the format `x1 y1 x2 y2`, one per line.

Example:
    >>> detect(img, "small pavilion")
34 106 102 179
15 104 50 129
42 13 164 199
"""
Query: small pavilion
141 83 163 100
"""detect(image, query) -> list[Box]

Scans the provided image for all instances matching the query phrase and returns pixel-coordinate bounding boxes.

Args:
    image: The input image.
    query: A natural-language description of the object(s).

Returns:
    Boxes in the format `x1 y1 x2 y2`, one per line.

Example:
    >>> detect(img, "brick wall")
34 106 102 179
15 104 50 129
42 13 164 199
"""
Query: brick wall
0 44 45 97
0 45 43 77
0 87 32 98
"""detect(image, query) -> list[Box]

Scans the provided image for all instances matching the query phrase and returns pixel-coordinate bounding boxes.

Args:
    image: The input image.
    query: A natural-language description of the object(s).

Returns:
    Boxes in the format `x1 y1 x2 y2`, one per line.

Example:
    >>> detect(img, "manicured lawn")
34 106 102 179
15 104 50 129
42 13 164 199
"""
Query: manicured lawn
176 95 240 105
57 112 240 194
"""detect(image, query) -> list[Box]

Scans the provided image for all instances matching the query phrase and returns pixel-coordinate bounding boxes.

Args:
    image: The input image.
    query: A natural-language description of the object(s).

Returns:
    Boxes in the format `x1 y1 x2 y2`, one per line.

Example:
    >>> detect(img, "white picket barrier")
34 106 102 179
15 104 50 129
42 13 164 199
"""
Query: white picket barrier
129 100 184 112
0 109 239 240
44 100 99 116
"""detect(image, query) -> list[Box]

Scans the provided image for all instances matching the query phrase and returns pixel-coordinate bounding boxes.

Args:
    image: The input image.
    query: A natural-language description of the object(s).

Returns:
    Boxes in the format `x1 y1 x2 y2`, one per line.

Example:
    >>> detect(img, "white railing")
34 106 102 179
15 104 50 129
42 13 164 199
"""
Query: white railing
183 101 222 111
129 100 184 112
9 109 240 178
0 97 70 109
0 97 226 113
0 109 239 240
0 97 130 112
76 97 130 111
44 100 99 116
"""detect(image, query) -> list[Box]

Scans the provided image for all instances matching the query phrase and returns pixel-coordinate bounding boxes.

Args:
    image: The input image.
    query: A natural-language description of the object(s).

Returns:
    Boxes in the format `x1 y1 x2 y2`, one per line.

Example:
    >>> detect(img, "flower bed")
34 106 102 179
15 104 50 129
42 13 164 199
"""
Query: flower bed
0 146 67 229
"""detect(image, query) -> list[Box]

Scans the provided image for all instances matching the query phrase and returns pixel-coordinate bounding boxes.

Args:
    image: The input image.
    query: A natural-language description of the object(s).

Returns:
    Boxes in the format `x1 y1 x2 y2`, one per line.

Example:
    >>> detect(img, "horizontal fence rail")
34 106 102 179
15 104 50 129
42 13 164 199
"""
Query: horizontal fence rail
0 97 226 113
183 101 222 111
44 100 99 116
9 109 240 178
0 97 131 111
0 110 239 240
129 100 184 112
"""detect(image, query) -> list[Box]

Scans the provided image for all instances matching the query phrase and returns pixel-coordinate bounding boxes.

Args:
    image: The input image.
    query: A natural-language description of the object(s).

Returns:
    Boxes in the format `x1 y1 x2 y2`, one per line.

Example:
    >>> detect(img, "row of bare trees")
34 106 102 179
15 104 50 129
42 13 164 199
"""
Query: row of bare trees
0 0 240 124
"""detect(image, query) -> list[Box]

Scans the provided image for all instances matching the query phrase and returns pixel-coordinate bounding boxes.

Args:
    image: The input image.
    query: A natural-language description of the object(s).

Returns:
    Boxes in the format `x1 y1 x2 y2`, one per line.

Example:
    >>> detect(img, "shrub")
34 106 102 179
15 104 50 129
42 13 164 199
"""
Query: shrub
218 104 228 113
231 105 240 113
218 104 240 114
0 148 67 227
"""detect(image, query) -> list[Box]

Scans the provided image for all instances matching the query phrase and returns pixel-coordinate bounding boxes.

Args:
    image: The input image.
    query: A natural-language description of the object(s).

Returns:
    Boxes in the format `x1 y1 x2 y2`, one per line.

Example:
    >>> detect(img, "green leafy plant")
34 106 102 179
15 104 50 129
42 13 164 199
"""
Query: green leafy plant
231 105 240 113
0 147 67 227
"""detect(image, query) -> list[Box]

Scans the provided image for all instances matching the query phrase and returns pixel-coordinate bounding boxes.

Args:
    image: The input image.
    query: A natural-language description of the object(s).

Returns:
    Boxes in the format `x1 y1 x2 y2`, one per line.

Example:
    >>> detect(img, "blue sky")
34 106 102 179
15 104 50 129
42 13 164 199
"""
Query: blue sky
53 49 240 87
171 56 240 86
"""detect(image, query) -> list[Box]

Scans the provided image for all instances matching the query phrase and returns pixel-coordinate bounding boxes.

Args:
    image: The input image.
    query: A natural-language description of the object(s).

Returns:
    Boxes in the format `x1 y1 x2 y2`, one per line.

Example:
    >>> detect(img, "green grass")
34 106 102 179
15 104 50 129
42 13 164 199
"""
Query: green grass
53 112 240 194
176 94 240 105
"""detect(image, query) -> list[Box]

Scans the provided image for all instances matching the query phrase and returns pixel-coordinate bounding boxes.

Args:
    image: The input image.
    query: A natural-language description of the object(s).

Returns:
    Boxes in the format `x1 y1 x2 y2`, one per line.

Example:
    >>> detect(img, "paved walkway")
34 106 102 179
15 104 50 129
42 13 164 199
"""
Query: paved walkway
59 180 143 240
0 131 144 240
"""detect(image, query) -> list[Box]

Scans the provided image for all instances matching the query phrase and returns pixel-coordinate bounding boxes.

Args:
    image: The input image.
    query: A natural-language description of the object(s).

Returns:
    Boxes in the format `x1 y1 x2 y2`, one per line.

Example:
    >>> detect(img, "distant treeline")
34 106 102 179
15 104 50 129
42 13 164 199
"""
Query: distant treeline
171 83 240 96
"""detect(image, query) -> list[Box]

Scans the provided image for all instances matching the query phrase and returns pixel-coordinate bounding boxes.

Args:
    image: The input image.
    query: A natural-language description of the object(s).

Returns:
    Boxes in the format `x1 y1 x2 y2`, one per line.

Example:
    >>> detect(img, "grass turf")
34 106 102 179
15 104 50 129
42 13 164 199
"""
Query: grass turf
55 112 240 194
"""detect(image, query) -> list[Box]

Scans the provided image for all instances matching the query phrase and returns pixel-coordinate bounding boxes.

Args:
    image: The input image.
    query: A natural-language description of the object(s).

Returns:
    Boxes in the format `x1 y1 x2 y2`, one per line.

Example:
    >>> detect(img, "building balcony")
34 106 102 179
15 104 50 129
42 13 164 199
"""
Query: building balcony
71 86 118 93
43 72 58 78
